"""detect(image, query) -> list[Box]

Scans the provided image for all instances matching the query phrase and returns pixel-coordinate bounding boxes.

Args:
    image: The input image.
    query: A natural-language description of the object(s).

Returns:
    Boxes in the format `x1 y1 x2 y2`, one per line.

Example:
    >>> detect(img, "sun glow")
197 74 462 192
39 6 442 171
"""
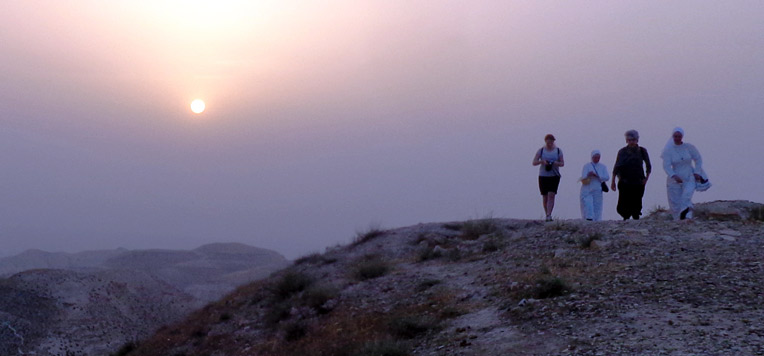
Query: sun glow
190 99 206 114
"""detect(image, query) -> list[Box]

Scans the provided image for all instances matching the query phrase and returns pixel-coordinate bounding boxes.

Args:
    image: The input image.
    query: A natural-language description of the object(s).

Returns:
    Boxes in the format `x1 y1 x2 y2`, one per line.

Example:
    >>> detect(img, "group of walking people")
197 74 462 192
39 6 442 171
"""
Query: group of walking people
532 128 709 222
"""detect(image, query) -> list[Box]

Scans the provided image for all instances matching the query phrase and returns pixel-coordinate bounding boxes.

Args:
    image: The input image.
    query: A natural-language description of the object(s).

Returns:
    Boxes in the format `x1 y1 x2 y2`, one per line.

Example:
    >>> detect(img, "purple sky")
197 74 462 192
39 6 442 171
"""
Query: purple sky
2 1 763 259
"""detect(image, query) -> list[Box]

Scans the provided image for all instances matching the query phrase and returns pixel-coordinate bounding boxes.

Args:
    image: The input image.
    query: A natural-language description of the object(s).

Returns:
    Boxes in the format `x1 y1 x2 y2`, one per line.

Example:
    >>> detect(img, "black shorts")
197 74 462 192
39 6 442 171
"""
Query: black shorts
539 176 561 195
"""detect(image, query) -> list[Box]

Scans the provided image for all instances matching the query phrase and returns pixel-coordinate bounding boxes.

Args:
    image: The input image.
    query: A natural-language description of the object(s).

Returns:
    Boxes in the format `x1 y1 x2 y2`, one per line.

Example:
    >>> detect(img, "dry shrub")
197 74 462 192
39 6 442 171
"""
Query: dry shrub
295 253 337 266
353 255 391 281
302 284 339 314
273 271 314 300
259 309 394 356
460 218 499 240
416 247 442 262
482 237 503 252
250 283 464 356
388 315 439 339
532 276 570 299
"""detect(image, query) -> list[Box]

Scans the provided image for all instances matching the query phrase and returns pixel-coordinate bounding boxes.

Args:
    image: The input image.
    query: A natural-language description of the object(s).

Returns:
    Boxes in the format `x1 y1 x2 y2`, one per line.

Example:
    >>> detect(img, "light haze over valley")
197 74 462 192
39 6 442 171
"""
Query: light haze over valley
2 1 763 259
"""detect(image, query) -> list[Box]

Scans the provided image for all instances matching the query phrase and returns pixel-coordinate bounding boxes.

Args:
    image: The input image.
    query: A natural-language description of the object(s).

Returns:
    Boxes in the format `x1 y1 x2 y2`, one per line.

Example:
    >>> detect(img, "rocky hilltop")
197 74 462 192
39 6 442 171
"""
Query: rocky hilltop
125 201 764 356
0 243 289 356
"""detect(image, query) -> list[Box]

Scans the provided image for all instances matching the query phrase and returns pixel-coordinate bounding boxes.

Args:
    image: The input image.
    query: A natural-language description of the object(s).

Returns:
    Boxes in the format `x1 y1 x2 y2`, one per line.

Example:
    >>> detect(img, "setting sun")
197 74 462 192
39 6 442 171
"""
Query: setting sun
190 99 205 114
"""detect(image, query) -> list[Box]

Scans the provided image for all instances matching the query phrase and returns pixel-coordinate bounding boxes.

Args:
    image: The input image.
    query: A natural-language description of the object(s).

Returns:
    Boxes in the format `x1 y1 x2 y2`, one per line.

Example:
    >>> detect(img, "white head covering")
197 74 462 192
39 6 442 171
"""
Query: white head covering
591 150 601 158
661 126 685 159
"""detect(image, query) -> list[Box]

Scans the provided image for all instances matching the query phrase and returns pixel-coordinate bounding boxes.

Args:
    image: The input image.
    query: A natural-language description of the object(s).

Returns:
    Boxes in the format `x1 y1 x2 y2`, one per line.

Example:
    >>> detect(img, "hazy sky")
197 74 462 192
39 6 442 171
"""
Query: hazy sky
2 1 763 259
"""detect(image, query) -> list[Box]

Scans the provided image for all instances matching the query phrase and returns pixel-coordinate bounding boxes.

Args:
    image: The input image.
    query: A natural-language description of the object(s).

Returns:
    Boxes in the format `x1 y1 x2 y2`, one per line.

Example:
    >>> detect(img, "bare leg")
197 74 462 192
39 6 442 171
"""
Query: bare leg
542 195 549 217
547 192 556 217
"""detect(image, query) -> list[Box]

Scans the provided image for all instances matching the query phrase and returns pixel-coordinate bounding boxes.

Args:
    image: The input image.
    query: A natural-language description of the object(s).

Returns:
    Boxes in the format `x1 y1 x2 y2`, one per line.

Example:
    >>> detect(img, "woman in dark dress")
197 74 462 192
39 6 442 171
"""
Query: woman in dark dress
610 130 652 220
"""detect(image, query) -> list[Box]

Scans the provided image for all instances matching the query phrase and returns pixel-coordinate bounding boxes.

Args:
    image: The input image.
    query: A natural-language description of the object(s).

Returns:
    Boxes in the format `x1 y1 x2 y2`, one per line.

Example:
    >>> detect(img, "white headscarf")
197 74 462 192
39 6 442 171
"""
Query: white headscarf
590 150 601 158
661 127 684 159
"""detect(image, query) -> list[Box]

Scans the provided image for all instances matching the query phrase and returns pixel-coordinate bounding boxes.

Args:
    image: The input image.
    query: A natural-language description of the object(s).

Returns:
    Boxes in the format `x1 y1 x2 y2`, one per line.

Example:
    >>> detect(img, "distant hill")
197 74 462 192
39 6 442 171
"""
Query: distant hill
0 248 127 276
0 269 194 356
124 201 764 356
0 243 289 356
0 243 289 301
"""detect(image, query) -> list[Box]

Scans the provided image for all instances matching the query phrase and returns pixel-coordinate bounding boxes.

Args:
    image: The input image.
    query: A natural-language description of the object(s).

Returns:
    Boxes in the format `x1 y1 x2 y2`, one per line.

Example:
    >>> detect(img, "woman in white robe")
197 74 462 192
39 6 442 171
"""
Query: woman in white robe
580 150 610 221
660 127 708 220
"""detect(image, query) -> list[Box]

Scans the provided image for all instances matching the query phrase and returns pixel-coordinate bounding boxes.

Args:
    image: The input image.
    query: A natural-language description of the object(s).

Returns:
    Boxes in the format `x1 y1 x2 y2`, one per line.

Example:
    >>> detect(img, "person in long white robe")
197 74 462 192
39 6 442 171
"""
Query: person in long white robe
660 127 707 220
580 150 610 221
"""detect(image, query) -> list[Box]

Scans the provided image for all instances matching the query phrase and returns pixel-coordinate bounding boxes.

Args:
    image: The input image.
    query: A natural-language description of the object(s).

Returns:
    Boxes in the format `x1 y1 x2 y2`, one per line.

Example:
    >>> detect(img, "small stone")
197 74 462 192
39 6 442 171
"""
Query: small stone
691 232 717 240
591 240 612 249
718 229 742 237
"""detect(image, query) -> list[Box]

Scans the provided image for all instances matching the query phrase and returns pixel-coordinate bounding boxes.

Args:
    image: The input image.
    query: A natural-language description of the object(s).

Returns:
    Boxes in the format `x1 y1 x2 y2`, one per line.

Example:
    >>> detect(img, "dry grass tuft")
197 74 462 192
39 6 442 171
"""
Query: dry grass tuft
353 224 386 245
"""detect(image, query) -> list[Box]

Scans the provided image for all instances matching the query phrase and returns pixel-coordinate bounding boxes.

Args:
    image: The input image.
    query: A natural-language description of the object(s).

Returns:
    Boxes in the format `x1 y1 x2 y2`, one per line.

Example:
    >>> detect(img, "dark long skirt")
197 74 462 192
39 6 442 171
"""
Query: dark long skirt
617 181 645 220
